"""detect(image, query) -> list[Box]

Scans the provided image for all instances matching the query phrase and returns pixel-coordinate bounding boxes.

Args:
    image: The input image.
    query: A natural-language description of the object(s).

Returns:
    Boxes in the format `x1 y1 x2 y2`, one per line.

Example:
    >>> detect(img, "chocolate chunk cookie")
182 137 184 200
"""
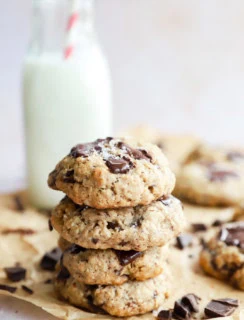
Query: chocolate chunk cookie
54 268 170 317
51 195 185 251
48 137 175 209
200 222 244 290
175 159 244 206
61 242 168 285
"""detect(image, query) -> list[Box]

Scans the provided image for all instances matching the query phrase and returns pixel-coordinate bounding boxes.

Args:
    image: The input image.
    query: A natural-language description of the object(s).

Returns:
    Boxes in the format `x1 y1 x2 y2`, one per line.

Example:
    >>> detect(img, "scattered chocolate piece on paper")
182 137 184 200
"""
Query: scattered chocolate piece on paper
4 267 26 282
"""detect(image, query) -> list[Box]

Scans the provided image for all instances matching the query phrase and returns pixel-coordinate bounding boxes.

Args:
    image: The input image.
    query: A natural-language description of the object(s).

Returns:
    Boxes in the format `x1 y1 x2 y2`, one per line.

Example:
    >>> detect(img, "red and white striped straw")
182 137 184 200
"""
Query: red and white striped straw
64 0 80 59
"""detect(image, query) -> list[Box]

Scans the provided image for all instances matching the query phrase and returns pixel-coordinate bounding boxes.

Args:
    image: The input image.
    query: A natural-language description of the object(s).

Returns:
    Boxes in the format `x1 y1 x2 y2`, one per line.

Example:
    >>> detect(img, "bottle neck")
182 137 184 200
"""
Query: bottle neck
29 0 95 56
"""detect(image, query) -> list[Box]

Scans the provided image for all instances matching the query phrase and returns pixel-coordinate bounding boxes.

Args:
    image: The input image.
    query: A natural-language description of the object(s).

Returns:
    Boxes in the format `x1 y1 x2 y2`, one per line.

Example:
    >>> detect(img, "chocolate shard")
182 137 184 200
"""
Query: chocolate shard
40 247 62 271
106 156 133 174
176 234 193 250
68 244 85 255
192 223 207 232
212 298 239 307
56 266 70 281
219 224 244 248
212 220 223 227
173 300 191 320
181 294 201 312
205 299 237 318
115 250 143 266
21 285 33 294
4 267 26 282
0 284 17 293
157 309 173 320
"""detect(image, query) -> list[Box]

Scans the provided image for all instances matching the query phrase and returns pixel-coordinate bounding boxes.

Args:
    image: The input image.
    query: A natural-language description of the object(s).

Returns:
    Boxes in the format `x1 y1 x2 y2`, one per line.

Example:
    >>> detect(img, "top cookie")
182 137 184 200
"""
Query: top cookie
48 137 175 209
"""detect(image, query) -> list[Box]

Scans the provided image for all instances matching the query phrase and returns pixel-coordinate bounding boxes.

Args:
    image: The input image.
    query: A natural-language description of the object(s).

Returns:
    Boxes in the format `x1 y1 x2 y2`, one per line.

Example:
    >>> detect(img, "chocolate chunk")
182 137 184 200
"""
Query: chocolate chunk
13 195 24 211
106 157 133 174
159 195 172 206
68 244 85 255
227 151 244 162
157 309 173 320
107 221 121 230
115 250 143 266
57 266 70 281
181 294 201 312
40 247 62 271
208 169 239 182
4 267 26 282
212 220 223 227
173 300 191 320
116 141 152 161
21 285 33 294
176 234 193 249
63 170 75 183
219 224 244 249
205 299 237 318
92 238 99 244
0 284 17 293
2 228 35 235
213 298 239 307
192 223 207 232
48 218 53 231
70 138 112 158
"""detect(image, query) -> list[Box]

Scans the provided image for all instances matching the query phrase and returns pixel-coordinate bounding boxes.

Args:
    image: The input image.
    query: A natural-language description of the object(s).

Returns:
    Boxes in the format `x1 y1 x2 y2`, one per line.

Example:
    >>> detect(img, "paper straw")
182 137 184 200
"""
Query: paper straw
64 0 81 59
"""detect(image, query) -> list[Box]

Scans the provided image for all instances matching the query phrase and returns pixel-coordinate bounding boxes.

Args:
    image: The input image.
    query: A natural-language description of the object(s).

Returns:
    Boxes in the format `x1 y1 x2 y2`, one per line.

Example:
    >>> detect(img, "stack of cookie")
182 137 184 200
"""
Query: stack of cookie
48 137 185 317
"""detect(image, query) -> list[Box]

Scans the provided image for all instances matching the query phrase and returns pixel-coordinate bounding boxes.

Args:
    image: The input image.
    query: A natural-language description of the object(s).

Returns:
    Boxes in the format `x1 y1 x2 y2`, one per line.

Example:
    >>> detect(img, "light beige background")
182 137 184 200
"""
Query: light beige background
1 0 244 186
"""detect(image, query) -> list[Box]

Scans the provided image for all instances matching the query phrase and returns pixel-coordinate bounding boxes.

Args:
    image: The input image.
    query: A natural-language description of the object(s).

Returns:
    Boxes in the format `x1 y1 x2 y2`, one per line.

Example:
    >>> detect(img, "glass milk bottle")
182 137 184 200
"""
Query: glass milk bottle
23 0 112 209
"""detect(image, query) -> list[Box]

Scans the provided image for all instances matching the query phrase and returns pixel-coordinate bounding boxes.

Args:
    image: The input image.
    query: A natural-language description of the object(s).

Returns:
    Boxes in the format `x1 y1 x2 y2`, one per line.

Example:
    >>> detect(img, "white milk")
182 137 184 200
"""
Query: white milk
23 46 112 208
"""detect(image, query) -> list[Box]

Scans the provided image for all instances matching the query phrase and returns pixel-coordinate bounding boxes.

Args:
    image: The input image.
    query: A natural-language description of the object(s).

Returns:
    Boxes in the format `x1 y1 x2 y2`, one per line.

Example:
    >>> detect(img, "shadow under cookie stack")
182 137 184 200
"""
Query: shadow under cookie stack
48 137 185 317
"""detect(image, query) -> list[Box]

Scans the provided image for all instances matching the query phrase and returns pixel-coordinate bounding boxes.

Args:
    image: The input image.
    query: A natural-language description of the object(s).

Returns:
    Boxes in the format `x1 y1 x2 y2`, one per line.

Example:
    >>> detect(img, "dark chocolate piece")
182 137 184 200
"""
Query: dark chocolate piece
13 195 24 211
176 234 193 249
44 278 52 284
173 300 191 320
0 284 17 293
4 267 26 282
192 223 207 232
40 248 62 271
21 285 33 294
107 221 121 230
157 309 173 320
106 157 133 174
56 266 70 281
212 298 239 307
205 299 237 318
208 169 239 182
68 244 85 255
212 220 223 227
219 224 244 249
92 238 99 244
48 218 53 231
63 170 75 183
181 294 201 312
70 138 112 158
115 250 143 266
116 141 152 161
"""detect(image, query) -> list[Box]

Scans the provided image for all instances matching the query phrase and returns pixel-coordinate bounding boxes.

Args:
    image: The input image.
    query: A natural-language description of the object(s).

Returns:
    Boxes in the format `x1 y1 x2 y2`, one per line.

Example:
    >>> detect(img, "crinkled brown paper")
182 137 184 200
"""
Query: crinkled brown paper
0 192 243 320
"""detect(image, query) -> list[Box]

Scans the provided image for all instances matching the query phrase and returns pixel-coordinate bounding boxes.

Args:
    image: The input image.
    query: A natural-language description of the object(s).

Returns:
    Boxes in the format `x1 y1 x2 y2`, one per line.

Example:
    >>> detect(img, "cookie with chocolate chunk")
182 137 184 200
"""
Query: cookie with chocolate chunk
48 137 175 209
61 242 168 285
200 222 244 290
175 159 244 206
54 267 170 317
51 195 185 251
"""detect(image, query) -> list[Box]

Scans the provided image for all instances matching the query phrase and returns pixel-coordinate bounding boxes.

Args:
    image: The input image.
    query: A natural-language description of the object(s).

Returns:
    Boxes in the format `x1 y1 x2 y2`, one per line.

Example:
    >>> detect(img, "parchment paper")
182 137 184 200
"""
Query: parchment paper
0 192 243 320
